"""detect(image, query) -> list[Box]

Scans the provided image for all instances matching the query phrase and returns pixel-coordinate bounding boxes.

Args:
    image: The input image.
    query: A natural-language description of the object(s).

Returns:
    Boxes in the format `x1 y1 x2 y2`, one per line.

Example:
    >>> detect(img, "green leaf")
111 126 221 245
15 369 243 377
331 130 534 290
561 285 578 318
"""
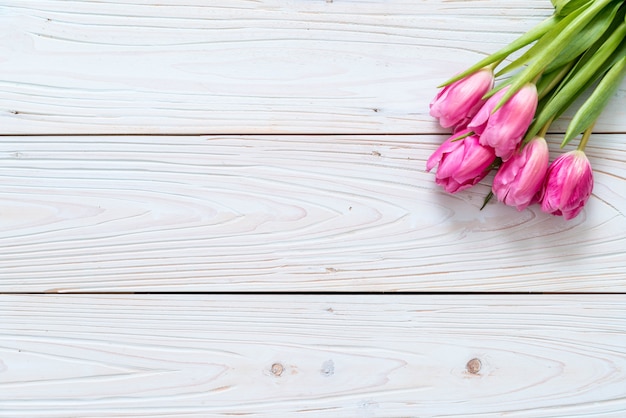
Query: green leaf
523 20 626 143
450 130 474 142
545 0 622 72
555 0 594 16
553 6 625 91
562 55 626 146
437 14 560 88
492 0 616 113
480 191 494 211
495 6 588 77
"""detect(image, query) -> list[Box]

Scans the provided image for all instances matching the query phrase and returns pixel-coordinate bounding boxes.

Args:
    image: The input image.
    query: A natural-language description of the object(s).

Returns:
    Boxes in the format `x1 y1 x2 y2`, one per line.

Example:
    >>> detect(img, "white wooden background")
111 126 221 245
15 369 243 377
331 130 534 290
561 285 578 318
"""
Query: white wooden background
1 0 625 416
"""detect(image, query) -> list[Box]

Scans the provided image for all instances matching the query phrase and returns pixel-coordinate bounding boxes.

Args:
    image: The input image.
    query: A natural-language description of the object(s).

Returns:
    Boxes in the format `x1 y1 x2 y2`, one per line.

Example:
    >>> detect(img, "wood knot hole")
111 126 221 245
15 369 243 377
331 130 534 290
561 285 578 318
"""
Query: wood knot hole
270 363 284 377
466 358 481 374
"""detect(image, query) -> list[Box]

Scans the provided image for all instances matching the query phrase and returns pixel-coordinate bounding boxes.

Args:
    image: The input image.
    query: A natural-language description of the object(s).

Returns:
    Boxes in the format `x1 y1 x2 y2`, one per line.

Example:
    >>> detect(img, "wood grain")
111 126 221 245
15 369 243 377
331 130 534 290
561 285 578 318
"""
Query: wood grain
3 1 624 415
1 294 625 417
1 134 624 292
2 0 624 135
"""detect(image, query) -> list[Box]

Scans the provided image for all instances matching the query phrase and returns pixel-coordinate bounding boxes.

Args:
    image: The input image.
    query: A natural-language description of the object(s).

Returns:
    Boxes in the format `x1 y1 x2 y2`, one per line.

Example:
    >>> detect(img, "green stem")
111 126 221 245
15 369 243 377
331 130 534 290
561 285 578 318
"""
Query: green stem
577 120 596 151
437 14 561 88
538 116 555 138
537 61 576 101
486 58 505 72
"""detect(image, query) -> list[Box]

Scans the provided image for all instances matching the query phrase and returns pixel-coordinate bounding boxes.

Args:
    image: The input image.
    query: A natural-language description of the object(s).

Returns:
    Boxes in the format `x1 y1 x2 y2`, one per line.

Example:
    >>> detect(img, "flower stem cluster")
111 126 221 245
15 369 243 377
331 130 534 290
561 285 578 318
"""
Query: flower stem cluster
427 0 625 220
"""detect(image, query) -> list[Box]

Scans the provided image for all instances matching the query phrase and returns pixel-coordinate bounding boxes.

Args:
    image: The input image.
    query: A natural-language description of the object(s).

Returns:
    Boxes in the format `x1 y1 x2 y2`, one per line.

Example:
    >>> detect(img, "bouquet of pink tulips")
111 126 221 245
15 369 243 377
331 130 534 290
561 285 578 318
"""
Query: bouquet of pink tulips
427 0 626 220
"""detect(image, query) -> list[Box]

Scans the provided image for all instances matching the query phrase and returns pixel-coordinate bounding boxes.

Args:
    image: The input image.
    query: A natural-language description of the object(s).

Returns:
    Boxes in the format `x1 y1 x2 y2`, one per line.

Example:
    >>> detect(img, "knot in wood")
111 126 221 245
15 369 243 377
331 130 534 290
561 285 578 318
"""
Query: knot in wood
466 358 482 374
270 363 284 377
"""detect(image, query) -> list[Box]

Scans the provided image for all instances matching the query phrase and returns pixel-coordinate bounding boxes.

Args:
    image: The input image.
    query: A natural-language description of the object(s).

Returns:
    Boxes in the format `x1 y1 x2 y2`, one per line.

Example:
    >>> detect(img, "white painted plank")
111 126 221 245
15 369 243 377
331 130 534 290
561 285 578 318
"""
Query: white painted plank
2 0 624 134
1 294 625 417
1 134 624 292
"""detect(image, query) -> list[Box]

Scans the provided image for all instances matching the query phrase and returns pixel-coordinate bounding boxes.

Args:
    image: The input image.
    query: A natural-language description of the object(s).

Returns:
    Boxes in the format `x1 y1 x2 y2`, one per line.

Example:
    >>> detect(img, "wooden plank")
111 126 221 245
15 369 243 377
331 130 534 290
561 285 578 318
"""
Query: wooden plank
1 294 625 417
1 134 624 292
2 0 624 135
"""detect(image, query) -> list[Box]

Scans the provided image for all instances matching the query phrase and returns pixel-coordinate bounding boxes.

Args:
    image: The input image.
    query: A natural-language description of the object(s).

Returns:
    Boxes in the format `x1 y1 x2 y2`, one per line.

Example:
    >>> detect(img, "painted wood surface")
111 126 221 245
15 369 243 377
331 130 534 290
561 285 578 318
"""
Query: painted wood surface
1 134 625 292
2 0 626 415
2 0 625 135
1 294 625 417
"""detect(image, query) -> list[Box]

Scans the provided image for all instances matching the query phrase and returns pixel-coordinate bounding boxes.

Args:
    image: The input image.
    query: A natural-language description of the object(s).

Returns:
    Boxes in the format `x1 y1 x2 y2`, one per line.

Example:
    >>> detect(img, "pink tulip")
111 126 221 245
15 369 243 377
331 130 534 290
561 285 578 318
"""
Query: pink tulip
426 129 496 193
468 83 538 161
429 68 495 129
540 150 594 220
492 136 549 211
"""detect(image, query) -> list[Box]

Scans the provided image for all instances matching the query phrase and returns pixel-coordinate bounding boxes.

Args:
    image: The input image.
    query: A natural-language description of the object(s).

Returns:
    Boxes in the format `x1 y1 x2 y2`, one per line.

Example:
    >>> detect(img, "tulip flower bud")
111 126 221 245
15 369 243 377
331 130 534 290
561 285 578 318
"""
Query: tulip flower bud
426 129 497 193
492 136 550 211
429 68 495 129
540 150 594 220
468 83 538 161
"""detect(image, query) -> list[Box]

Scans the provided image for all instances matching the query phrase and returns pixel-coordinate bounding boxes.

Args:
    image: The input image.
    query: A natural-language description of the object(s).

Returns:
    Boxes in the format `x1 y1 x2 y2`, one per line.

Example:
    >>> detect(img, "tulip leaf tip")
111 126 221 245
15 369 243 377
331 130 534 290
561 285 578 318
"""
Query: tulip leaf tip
480 191 495 210
451 130 474 142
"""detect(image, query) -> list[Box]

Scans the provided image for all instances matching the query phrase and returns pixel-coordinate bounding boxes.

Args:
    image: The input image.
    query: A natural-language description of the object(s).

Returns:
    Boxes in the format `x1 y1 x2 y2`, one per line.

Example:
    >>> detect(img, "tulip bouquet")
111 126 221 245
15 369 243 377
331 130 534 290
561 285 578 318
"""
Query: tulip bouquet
427 0 626 220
